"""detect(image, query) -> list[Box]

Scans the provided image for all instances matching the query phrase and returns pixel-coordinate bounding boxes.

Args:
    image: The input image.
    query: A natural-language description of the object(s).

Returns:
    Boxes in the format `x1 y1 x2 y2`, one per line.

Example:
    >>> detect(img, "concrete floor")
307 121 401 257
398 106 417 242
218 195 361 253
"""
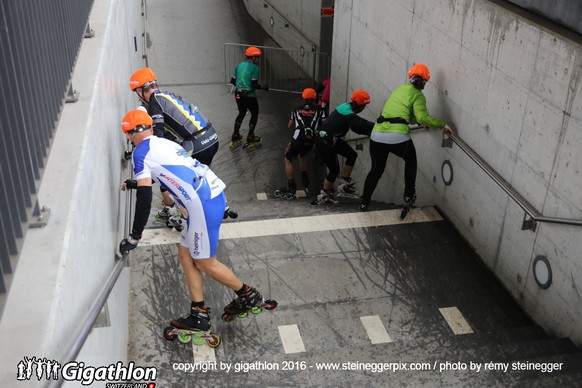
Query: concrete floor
125 1 581 387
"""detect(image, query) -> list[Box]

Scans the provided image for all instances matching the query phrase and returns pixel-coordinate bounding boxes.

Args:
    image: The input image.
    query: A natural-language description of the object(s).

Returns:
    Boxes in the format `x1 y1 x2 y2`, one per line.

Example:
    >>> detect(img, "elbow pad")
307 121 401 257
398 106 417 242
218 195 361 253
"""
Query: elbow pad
131 186 152 239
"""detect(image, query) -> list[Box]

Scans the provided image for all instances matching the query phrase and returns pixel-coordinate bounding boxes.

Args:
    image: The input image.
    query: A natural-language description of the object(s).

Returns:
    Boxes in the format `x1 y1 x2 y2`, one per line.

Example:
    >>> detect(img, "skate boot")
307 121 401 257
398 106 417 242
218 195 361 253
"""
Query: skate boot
156 205 173 220
163 307 221 347
168 214 185 231
221 286 278 322
228 133 243 149
171 306 211 331
274 181 297 199
311 189 338 205
400 193 417 219
337 177 359 198
359 199 370 212
223 205 239 219
243 134 263 149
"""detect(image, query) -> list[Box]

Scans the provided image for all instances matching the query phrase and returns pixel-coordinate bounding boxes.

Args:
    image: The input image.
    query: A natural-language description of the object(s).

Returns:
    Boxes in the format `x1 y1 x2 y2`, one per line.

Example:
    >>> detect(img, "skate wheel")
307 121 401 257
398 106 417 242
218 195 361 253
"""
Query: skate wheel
264 300 278 310
175 225 184 232
207 334 221 348
237 311 249 318
250 306 263 314
274 190 282 198
163 326 176 341
192 332 205 346
177 330 191 343
228 210 238 219
221 312 236 322
165 221 174 229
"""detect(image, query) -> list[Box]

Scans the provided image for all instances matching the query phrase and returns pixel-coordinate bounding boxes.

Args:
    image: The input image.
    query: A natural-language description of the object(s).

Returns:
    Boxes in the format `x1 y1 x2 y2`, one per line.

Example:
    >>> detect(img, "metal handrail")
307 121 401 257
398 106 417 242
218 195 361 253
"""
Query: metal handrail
45 167 133 388
344 126 582 230
442 132 582 230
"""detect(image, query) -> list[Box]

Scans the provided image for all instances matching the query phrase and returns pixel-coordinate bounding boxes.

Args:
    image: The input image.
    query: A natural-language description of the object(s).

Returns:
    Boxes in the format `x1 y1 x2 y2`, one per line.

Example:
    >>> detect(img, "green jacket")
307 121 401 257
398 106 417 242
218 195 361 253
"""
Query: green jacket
373 82 445 135
233 61 259 97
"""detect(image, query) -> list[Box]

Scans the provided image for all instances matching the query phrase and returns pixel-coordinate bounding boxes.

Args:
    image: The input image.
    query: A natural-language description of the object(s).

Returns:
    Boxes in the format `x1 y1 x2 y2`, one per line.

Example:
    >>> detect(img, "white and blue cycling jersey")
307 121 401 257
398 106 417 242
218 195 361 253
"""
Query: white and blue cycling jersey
133 135 226 258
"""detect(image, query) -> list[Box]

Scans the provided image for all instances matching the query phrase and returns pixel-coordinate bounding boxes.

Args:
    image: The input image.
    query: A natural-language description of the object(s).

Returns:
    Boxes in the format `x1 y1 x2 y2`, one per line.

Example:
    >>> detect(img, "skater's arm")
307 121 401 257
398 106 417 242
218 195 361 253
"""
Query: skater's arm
131 178 153 239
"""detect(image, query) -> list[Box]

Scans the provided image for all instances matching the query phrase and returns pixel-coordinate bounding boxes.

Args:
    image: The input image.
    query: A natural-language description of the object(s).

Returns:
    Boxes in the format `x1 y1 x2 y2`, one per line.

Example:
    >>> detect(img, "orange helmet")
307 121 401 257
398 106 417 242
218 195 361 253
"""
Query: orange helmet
245 46 262 57
129 67 158 91
351 90 371 105
121 109 153 133
408 63 430 81
302 88 317 100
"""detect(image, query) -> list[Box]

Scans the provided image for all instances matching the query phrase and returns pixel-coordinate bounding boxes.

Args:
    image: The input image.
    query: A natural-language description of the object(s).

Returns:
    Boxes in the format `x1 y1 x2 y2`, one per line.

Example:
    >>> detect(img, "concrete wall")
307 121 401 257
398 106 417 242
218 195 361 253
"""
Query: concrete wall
244 0 324 52
332 0 582 344
0 0 143 385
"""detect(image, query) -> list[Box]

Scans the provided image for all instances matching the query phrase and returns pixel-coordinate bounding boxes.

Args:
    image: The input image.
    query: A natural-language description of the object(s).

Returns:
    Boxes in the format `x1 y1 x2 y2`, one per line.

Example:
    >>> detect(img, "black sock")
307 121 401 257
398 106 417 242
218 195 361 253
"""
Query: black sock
191 301 205 310
236 284 249 295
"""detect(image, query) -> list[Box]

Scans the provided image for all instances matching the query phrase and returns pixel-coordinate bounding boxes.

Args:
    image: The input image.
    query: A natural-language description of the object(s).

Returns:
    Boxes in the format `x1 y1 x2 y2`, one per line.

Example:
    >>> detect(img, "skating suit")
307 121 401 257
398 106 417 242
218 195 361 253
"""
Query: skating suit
133 136 226 258
147 90 219 157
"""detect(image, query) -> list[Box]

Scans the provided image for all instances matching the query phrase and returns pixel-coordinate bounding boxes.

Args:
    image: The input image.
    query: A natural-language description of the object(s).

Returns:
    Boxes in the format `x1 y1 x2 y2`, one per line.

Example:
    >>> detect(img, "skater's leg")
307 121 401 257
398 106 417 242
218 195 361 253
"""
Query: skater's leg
193 257 243 291
247 98 259 135
284 157 295 181
234 98 248 136
361 140 390 206
393 140 417 199
178 245 205 302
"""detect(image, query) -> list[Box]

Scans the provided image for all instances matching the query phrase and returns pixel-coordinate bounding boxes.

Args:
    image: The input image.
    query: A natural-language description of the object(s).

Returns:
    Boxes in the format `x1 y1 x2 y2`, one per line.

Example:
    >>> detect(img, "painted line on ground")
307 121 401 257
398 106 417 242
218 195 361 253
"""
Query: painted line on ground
256 192 268 200
278 324 306 354
439 306 474 335
192 339 216 364
141 207 443 245
360 315 392 344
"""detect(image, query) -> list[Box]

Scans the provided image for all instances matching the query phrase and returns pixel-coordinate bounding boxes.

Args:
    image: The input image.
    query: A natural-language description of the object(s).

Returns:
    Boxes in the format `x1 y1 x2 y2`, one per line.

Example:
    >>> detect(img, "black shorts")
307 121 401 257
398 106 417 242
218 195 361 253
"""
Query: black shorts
284 140 313 161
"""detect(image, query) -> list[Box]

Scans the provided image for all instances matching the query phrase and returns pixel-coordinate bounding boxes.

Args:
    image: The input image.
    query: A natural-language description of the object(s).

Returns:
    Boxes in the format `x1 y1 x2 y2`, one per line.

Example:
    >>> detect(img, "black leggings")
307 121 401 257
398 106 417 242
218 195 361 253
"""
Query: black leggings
319 138 357 183
235 96 259 130
362 139 417 203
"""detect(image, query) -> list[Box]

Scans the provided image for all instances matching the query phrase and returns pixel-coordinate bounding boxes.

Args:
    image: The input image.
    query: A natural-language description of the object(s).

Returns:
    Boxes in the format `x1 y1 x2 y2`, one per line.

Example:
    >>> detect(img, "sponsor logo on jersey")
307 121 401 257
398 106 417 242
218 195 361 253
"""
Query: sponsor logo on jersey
159 173 191 201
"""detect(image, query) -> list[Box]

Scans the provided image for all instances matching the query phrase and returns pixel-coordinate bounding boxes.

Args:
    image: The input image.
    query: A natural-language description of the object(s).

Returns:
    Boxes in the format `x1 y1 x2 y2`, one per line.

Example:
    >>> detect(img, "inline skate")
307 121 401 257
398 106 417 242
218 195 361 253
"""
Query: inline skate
274 182 297 200
242 134 263 149
163 307 221 347
336 177 359 199
400 193 416 219
228 133 243 149
221 287 277 322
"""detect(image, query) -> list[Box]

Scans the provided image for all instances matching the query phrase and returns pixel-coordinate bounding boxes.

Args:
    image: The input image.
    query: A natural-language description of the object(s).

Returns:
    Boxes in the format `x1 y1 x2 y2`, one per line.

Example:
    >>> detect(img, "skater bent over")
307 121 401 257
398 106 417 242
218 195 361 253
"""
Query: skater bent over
119 109 266 332
276 88 327 198
230 46 268 147
360 63 454 212
129 67 236 219
314 90 375 203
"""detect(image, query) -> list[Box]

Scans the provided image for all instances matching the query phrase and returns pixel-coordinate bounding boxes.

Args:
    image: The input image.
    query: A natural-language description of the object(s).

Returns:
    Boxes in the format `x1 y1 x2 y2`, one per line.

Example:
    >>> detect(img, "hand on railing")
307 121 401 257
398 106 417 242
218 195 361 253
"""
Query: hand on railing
441 124 454 135
119 235 140 254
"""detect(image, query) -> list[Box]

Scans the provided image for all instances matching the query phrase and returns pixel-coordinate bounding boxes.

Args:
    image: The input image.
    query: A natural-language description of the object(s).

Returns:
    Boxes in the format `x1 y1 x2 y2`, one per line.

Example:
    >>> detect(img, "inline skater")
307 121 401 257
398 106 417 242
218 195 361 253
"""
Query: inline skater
275 88 327 199
230 46 268 149
129 67 237 220
360 63 454 215
119 109 269 332
313 90 375 204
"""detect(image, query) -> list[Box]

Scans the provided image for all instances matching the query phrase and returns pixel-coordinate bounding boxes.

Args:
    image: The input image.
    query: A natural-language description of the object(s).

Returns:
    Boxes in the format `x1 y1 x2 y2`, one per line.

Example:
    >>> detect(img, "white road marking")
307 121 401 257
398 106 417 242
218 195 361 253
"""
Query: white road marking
296 190 306 198
360 315 392 344
256 192 268 200
141 207 443 245
439 307 474 335
278 324 306 354
192 339 216 364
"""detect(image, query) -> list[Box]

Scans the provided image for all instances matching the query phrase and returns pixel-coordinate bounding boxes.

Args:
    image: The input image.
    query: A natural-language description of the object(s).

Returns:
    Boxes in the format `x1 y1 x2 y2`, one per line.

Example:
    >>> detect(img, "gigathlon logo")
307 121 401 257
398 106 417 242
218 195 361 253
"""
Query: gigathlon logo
16 357 157 387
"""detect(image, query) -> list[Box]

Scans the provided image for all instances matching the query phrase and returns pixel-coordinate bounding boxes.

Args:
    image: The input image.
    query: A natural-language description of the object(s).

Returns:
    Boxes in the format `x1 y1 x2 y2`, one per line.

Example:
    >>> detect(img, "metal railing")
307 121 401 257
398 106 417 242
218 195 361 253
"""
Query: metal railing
442 132 582 231
44 175 133 388
0 0 95 304
224 43 330 94
346 128 582 231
